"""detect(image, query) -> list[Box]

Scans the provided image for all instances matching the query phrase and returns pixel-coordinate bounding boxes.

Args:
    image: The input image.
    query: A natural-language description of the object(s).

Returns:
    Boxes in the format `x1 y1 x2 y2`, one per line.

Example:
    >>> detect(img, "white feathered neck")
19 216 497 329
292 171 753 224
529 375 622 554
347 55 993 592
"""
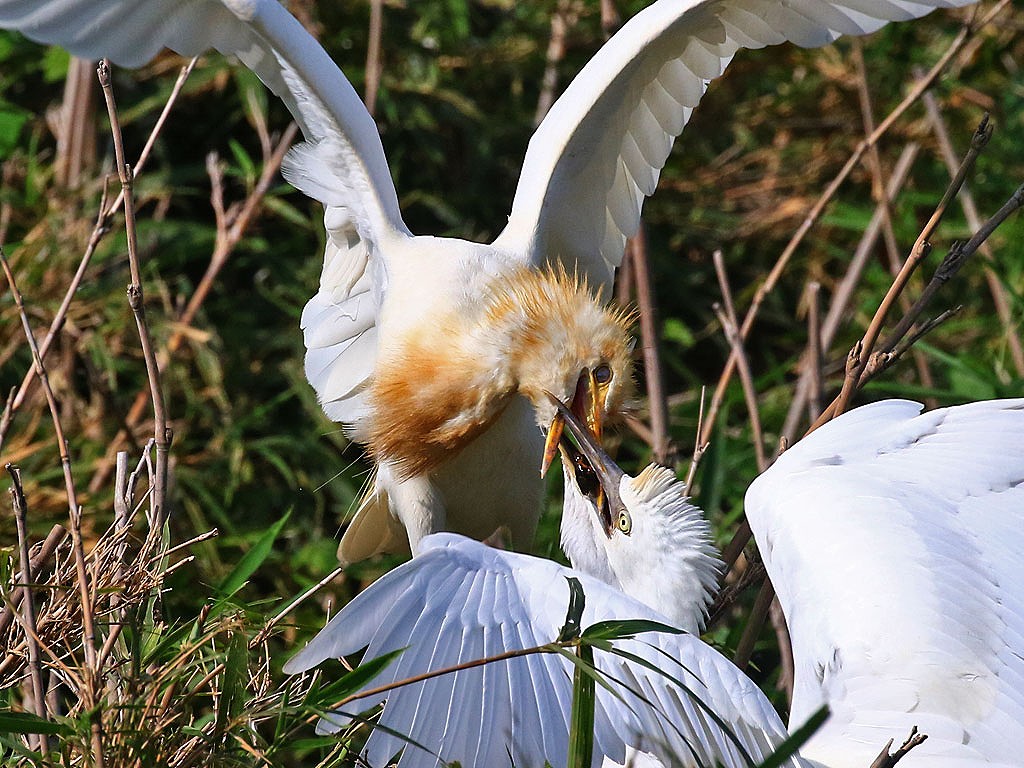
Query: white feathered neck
561 464 722 633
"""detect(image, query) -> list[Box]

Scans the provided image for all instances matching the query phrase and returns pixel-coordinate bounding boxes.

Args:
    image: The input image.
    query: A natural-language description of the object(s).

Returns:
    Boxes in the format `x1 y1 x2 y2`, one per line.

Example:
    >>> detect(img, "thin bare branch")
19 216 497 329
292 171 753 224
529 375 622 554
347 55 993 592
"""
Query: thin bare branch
99 59 172 528
869 726 928 768
631 228 672 463
828 114 993 420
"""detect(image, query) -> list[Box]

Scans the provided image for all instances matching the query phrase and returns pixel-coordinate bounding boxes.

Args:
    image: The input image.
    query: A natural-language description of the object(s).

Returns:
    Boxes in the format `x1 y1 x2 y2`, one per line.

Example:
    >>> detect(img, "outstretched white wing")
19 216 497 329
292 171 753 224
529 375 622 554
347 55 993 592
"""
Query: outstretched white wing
493 0 968 290
0 0 407 423
285 533 806 768
746 399 1024 767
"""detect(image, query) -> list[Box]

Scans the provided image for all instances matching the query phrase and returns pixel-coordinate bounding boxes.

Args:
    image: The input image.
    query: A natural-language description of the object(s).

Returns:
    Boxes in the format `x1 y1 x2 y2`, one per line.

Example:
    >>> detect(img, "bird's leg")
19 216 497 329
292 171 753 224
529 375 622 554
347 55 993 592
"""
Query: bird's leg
384 471 446 554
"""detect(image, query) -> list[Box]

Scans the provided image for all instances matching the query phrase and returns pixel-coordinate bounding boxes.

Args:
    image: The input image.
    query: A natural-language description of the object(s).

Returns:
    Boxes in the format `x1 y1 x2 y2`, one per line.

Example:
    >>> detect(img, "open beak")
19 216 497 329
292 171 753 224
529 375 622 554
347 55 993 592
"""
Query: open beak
540 369 603 478
544 393 625 537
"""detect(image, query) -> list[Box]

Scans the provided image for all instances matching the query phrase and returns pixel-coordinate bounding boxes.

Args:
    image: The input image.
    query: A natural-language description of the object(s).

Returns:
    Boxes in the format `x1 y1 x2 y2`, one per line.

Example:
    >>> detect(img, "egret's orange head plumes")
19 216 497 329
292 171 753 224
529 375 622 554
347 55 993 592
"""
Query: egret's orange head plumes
367 265 635 480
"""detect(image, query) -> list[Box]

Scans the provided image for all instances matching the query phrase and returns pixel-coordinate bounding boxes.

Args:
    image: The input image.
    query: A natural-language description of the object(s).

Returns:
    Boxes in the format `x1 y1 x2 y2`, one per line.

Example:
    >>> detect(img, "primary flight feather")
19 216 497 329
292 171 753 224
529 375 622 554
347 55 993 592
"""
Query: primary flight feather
0 0 977 559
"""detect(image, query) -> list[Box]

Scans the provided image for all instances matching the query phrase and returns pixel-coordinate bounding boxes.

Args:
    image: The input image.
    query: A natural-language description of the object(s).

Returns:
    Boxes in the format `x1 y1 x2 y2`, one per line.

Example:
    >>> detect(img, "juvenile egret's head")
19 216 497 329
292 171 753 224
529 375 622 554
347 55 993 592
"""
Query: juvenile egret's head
551 397 722 633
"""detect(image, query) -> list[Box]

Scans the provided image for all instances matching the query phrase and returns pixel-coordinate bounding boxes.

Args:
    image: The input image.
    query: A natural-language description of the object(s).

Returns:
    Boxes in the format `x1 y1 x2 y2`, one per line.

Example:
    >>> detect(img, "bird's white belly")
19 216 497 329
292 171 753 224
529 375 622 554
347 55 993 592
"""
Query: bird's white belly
431 395 545 548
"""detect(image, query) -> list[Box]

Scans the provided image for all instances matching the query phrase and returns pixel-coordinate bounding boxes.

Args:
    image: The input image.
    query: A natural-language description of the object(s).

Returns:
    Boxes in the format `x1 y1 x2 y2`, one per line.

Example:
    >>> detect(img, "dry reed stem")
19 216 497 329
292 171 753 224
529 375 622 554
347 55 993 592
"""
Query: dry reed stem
88 120 300 495
1 58 195 448
806 282 823 422
365 0 383 116
732 577 775 670
684 386 709 490
98 60 172 532
852 40 936 403
534 0 582 126
713 250 766 472
630 227 673 464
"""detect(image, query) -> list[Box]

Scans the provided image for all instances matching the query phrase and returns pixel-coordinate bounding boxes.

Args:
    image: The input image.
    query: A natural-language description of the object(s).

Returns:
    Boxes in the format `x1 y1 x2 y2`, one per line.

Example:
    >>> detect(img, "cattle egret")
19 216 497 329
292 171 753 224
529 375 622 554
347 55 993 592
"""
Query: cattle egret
0 0 979 558
287 398 1024 767
746 398 1024 767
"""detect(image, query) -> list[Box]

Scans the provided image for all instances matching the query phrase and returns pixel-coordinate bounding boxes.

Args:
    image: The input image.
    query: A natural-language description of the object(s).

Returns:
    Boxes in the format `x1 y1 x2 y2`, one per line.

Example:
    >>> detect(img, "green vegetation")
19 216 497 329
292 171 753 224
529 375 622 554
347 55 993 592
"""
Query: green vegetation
0 0 1022 765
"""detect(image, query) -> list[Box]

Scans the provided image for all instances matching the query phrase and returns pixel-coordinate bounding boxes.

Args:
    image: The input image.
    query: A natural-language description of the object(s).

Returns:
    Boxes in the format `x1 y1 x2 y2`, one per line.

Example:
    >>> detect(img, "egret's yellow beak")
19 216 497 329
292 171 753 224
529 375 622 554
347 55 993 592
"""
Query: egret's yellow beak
540 368 603 478
544 393 625 537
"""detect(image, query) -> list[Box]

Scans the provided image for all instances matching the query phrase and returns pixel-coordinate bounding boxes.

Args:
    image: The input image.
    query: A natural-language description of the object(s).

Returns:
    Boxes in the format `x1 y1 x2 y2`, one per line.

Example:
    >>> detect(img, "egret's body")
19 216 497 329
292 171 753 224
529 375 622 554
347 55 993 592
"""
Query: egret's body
289 399 1024 767
746 399 1024 767
1 0 977 557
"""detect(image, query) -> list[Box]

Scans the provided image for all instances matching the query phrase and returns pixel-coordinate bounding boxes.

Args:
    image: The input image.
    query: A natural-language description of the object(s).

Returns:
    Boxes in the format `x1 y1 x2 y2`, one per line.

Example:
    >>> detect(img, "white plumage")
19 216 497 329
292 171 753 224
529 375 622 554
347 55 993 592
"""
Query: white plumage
285 531 792 768
746 398 1024 767
0 0 978 560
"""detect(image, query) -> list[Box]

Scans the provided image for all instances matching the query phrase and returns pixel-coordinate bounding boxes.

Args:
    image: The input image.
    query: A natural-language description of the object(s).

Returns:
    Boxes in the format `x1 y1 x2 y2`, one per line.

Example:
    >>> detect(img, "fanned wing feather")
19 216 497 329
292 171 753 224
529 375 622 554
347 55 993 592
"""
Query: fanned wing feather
745 398 1024 767
0 0 408 425
493 0 966 291
285 534 806 768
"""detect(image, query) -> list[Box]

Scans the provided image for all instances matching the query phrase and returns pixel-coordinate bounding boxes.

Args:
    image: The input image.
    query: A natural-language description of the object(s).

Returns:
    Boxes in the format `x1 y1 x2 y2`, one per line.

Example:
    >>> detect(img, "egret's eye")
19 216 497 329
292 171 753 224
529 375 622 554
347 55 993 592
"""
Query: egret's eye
594 364 613 385
616 509 632 535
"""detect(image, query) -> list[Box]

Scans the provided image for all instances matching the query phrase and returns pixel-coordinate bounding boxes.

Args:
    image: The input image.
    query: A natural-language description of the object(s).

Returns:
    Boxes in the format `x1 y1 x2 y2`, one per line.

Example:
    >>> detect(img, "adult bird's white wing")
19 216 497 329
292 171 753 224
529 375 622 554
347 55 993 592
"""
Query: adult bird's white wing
493 0 968 290
285 533 806 768
745 399 1024 767
0 0 409 424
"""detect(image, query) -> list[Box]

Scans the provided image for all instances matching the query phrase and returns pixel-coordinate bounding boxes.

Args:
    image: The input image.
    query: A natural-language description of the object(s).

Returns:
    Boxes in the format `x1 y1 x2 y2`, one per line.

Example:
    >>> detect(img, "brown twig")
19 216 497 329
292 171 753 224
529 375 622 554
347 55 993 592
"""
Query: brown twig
779 144 919 442
88 120 300 495
733 578 774 671
0 59 195 453
869 726 928 768
631 228 672 464
826 114 992 422
713 251 766 472
534 0 581 126
7 464 49 755
852 41 936 404
769 597 794 706
883 183 1024 351
806 281 823 422
99 60 172 529
684 386 709 490
365 0 383 116
0 524 65 638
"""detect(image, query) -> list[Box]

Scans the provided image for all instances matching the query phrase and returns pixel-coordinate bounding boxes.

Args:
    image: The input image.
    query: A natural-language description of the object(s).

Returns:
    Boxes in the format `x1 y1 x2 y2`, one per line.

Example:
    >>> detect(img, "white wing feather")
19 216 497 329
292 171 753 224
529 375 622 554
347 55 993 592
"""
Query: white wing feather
0 0 406 424
493 0 967 290
745 399 1024 767
285 533 806 768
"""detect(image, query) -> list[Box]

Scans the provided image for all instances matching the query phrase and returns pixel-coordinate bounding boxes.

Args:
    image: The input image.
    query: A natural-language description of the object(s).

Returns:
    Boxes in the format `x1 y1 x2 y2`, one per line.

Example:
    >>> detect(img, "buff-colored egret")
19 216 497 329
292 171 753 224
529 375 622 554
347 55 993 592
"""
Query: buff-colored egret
0 0 978 560
287 398 1024 767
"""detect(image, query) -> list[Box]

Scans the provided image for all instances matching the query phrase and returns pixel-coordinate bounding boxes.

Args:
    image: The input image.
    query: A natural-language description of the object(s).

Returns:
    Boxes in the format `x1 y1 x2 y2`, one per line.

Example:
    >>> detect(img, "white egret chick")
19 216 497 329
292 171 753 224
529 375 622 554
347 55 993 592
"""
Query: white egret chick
1 0 979 559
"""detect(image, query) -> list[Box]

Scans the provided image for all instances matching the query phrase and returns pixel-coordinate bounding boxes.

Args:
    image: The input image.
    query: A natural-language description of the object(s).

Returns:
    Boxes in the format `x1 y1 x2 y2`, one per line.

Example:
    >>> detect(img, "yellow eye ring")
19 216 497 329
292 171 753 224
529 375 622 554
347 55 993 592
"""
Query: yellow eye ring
594 364 612 385
616 510 632 535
